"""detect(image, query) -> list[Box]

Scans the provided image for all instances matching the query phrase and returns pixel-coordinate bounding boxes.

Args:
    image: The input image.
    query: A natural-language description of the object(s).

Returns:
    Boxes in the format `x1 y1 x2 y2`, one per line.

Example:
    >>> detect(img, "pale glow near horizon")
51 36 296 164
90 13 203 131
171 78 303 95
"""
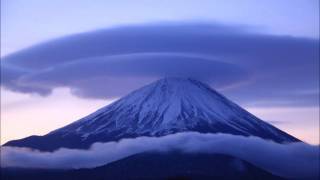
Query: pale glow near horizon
0 88 115 145
246 107 319 145
1 88 319 145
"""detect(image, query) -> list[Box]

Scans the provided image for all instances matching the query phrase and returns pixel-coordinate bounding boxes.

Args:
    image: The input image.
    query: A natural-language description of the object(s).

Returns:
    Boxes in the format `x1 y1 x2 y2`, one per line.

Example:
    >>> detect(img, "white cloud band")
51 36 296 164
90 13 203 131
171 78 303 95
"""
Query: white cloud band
1 132 319 179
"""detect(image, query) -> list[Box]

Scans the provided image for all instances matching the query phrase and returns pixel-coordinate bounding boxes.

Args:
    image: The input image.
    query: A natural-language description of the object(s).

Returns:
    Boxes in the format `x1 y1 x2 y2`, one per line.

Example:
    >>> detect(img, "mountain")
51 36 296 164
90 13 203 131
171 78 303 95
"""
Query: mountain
4 78 299 151
1 152 288 180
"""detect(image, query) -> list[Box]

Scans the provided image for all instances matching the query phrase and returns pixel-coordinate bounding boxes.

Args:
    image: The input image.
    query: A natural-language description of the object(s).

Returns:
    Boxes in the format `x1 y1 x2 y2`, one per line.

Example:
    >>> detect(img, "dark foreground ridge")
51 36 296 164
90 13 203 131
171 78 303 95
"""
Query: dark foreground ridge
1 152 288 180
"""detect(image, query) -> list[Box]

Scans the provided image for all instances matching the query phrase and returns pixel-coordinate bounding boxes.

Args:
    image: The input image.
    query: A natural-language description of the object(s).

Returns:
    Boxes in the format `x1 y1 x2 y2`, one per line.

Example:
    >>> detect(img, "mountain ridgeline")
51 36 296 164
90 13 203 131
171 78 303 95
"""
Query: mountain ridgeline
4 78 299 151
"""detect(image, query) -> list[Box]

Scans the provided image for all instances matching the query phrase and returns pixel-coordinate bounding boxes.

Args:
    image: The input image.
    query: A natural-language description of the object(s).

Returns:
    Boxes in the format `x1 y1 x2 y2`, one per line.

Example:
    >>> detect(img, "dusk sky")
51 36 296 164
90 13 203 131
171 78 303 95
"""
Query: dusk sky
1 0 319 144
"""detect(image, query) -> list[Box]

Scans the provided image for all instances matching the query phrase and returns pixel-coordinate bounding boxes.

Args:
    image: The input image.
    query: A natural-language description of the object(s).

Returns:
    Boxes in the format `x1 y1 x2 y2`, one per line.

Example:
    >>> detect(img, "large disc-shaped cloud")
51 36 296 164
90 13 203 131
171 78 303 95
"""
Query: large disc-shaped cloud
15 53 249 98
1 22 318 106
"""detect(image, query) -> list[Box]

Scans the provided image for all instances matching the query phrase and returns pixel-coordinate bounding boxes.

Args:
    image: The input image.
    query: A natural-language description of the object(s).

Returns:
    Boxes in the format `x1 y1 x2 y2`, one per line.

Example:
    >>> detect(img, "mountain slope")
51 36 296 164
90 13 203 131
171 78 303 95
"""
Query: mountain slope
4 78 299 151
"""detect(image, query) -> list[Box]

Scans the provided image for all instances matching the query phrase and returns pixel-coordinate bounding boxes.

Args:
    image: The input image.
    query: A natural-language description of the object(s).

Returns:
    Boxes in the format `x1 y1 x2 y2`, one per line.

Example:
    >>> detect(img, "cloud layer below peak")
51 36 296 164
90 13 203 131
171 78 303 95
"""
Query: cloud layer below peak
1 132 319 179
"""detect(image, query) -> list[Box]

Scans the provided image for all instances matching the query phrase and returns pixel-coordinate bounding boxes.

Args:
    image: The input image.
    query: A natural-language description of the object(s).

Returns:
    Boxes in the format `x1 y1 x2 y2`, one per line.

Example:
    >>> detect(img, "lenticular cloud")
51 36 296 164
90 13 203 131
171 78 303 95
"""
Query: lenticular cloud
1 132 319 179
2 22 318 106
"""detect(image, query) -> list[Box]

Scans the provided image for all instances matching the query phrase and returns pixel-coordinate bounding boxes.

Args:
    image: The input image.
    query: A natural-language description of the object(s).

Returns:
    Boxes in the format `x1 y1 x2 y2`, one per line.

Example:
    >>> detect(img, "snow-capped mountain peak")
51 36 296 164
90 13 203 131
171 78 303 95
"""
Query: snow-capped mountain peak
5 77 299 151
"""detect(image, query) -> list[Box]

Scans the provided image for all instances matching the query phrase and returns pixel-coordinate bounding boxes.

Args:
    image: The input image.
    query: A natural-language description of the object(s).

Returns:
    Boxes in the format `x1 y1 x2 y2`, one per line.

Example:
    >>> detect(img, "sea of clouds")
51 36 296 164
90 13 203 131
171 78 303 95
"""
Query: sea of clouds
1 132 319 179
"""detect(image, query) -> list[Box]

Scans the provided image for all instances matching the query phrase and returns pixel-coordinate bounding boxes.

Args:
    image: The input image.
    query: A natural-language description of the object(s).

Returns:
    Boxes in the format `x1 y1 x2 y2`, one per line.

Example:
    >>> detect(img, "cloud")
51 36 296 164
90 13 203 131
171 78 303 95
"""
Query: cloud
1 64 51 95
1 22 319 106
16 53 250 98
1 132 319 179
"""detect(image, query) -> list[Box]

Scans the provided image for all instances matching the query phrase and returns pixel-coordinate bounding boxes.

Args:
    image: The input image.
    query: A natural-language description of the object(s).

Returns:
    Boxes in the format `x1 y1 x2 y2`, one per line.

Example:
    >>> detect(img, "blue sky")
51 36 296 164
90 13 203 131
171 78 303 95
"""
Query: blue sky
1 0 319 144
1 0 318 56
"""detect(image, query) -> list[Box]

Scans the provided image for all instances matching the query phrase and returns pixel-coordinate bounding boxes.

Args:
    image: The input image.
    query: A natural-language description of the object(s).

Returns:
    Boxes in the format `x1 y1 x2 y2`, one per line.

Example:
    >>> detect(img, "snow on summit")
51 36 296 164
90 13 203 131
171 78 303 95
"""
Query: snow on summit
4 78 299 151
